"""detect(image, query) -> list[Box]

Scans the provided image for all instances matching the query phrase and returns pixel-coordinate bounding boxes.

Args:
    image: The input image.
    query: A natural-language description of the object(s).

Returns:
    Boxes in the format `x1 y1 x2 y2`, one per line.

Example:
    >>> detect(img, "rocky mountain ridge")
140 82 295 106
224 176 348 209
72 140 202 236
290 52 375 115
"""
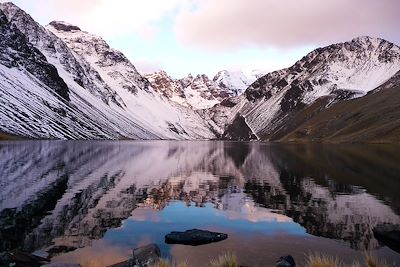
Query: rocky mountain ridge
216 36 400 140
0 2 215 140
145 69 257 110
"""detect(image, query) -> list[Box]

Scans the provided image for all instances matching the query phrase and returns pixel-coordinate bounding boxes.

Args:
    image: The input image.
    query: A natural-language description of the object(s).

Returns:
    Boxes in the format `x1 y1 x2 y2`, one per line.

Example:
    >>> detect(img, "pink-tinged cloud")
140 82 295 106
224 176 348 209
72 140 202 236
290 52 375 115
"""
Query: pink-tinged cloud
134 58 163 75
46 0 185 38
174 0 400 51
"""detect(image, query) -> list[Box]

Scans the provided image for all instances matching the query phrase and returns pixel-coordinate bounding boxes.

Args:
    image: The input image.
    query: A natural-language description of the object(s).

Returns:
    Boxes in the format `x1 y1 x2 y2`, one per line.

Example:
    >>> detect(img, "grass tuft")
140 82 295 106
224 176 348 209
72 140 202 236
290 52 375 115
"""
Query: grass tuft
210 252 238 267
365 253 390 267
305 252 343 267
152 259 189 267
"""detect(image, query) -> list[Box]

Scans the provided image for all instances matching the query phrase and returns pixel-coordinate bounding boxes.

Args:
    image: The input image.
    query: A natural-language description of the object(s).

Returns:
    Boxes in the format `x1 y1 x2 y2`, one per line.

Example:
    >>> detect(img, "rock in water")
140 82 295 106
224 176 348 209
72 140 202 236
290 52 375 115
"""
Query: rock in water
165 229 228 246
276 255 296 267
107 244 160 267
132 244 161 266
373 223 400 253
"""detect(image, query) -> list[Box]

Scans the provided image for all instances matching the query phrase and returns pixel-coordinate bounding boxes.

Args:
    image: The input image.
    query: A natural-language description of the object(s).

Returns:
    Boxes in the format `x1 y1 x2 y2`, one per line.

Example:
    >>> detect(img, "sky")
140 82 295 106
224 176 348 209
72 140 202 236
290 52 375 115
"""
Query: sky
2 0 400 79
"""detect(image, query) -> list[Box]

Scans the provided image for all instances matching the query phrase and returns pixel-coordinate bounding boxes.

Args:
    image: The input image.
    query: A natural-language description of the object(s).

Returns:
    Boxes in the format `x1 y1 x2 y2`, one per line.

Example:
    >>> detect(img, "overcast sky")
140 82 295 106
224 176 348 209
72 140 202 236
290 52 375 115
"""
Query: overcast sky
3 0 400 78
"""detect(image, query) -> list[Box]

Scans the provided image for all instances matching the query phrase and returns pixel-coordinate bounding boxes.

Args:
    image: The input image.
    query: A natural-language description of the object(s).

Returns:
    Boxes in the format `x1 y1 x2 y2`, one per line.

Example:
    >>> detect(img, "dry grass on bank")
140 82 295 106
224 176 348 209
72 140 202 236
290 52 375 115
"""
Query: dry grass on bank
150 252 393 267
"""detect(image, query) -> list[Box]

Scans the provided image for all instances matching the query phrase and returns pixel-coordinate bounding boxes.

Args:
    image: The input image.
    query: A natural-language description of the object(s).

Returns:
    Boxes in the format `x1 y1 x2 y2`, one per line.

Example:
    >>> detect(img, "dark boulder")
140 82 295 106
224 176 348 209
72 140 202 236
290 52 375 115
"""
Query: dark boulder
165 229 228 246
373 223 400 253
107 244 160 267
132 243 160 266
0 252 50 267
46 245 77 256
276 255 296 267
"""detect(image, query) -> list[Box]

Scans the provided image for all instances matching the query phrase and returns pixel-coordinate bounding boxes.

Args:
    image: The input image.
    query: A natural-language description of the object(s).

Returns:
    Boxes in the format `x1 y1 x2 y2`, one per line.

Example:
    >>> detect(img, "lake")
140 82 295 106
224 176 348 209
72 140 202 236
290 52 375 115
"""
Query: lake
0 141 399 266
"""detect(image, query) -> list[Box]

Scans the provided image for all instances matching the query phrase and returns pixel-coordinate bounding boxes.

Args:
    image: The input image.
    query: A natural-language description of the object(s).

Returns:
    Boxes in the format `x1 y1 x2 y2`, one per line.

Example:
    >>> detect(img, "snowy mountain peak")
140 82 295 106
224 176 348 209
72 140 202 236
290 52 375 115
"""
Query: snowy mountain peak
351 36 386 46
0 8 70 101
0 2 21 16
213 70 254 96
144 69 258 110
48 21 81 32
48 21 151 94
221 36 400 140
0 2 216 140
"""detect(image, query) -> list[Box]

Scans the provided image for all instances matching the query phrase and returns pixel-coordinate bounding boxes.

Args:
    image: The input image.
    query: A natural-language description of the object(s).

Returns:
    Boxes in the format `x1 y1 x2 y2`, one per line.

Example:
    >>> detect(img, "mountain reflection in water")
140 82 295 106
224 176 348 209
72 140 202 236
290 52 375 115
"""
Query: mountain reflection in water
0 141 399 266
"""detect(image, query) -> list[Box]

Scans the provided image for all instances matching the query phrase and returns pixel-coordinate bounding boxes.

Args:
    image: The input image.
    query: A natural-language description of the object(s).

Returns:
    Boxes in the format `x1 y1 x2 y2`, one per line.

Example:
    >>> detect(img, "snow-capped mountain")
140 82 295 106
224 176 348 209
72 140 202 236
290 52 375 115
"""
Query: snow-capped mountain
145 71 226 110
213 70 255 96
145 70 255 110
1 2 400 142
0 2 215 140
217 37 400 140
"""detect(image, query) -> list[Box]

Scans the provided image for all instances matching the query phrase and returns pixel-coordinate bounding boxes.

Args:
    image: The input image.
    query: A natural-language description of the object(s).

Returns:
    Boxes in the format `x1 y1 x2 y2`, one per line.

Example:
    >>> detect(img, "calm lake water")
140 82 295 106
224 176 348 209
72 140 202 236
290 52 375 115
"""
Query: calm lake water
1 141 400 266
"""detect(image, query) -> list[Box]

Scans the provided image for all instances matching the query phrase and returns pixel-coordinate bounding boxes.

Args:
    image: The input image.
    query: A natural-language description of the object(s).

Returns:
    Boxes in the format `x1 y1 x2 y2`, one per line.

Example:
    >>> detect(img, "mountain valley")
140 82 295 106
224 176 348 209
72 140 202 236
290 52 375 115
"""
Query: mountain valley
0 2 400 143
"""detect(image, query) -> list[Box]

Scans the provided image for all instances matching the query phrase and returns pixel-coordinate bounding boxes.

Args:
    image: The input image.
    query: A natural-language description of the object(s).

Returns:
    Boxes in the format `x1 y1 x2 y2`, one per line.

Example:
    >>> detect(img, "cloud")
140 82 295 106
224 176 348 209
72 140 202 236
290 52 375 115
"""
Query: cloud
134 58 163 75
174 0 400 51
30 0 185 38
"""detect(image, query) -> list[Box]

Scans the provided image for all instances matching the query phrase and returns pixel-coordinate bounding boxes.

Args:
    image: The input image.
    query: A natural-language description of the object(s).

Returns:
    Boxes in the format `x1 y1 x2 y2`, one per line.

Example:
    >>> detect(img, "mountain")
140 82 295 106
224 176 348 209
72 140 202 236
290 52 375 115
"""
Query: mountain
145 71 223 110
145 70 255 110
213 70 256 97
279 82 400 143
1 2 400 142
217 37 400 140
0 2 215 140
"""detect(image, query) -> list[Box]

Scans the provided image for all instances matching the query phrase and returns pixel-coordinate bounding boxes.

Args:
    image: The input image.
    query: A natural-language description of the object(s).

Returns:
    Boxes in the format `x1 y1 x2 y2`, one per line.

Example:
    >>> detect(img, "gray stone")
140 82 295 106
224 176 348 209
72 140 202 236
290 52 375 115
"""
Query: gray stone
132 244 161 267
373 223 400 253
107 244 161 267
276 255 296 267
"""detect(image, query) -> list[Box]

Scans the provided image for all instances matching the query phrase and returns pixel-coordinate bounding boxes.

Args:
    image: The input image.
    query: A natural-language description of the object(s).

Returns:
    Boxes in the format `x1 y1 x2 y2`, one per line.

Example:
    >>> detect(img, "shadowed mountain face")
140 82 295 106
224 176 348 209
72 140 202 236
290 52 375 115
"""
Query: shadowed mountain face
0 141 399 257
0 9 70 101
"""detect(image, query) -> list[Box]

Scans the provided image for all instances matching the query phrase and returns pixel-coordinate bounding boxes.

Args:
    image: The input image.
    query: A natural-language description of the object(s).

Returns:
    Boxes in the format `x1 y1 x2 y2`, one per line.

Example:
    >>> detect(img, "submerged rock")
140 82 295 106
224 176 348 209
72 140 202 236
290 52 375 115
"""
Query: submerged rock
373 223 400 253
276 255 296 267
165 229 228 246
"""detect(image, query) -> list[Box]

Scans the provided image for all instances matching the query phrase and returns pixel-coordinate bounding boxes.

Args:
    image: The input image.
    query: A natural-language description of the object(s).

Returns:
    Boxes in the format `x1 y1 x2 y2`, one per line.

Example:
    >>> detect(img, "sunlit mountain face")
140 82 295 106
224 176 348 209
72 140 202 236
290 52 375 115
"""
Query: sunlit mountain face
1 141 399 266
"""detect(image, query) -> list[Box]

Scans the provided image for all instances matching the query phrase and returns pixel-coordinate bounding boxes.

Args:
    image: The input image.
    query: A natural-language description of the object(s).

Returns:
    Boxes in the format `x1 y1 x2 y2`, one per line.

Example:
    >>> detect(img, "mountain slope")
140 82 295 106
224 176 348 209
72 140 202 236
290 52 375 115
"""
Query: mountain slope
219 37 400 140
279 83 400 143
0 2 215 140
46 21 215 139
0 5 156 139
0 9 69 101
